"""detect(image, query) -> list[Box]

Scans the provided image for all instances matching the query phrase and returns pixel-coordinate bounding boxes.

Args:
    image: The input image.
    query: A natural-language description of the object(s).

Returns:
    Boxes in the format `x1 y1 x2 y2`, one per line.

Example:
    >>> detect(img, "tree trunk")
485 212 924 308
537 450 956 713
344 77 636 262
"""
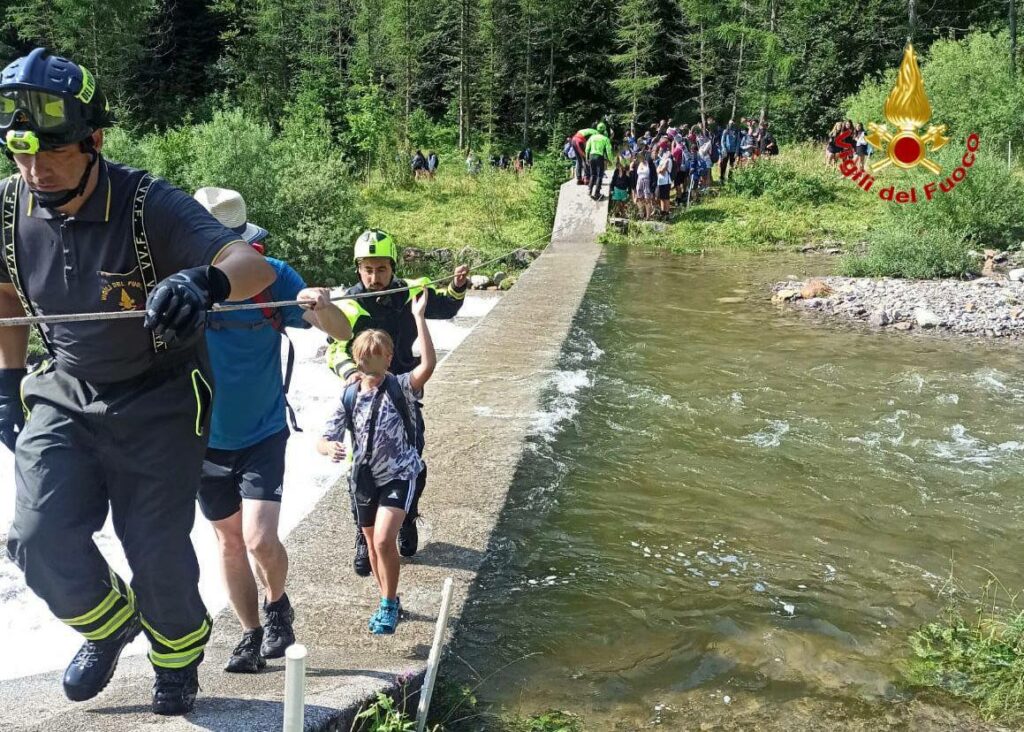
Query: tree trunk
699 22 707 129
760 0 776 125
458 0 466 150
731 5 747 122
907 0 916 43
1011 0 1018 77
523 1 532 148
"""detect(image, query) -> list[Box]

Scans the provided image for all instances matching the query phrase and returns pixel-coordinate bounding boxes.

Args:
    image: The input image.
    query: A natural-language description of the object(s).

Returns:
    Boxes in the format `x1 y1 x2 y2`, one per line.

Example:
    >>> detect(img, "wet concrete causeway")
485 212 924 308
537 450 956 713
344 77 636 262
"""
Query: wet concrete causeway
0 175 607 732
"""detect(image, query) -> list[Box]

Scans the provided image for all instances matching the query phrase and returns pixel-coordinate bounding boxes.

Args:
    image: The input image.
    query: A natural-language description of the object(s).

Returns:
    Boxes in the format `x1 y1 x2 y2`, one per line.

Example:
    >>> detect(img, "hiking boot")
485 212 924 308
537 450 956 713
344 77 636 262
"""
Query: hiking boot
368 596 401 631
152 657 201 716
398 516 419 557
62 614 142 702
354 528 372 577
224 628 266 673
370 598 401 635
261 593 295 659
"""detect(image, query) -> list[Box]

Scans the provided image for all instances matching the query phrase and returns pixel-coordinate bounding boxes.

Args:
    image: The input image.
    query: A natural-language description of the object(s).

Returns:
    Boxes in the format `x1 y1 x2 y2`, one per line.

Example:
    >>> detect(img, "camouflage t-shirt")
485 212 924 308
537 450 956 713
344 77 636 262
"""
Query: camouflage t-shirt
322 373 424 485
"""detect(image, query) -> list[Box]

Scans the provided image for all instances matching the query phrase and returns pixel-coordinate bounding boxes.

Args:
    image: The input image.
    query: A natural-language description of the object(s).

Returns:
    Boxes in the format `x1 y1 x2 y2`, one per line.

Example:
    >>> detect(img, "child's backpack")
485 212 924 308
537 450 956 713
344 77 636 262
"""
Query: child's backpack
341 374 423 454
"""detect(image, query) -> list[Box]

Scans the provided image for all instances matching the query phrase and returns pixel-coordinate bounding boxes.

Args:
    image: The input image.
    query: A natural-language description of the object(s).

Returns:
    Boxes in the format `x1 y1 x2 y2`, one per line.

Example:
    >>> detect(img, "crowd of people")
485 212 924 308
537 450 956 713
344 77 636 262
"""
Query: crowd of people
464 147 534 174
565 116 779 219
0 48 468 717
824 119 872 170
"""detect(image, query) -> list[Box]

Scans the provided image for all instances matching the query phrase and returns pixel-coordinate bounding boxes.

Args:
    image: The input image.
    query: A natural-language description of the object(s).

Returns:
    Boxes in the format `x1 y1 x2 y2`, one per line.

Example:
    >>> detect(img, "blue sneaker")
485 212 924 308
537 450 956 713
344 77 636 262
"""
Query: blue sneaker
371 598 401 635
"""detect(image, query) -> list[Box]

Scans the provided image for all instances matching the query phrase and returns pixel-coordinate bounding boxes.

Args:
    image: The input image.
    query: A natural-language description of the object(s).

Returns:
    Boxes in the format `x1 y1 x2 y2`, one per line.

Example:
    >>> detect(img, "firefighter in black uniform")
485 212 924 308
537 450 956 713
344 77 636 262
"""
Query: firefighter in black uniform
0 49 274 715
325 229 468 575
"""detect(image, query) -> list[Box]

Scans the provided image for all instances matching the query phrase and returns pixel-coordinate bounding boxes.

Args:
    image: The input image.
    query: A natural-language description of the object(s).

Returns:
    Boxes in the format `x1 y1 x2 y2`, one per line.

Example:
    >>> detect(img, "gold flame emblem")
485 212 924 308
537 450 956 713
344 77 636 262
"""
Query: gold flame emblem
865 44 949 174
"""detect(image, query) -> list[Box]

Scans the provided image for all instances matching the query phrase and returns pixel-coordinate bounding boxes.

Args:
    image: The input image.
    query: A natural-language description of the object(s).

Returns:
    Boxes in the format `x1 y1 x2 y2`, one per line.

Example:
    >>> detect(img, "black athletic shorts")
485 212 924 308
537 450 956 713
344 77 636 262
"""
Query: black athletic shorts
355 467 426 528
657 183 671 200
198 427 289 521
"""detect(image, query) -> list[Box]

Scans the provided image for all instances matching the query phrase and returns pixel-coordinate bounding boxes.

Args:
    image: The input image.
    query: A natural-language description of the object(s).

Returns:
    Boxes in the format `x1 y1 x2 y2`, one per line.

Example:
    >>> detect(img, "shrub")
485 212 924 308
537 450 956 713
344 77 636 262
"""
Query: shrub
729 154 840 207
842 149 1024 278
845 31 1024 150
905 579 1024 725
840 223 973 279
103 104 366 286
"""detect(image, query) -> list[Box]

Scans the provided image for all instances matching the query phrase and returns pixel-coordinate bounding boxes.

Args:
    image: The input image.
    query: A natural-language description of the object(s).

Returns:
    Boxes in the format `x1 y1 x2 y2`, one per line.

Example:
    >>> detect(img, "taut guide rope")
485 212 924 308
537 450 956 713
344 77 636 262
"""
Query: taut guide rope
0 222 572 329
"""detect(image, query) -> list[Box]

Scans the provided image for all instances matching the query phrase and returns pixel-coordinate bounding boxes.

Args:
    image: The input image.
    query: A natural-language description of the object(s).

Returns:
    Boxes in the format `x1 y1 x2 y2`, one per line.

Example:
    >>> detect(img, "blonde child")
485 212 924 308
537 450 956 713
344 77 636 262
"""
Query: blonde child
317 291 435 634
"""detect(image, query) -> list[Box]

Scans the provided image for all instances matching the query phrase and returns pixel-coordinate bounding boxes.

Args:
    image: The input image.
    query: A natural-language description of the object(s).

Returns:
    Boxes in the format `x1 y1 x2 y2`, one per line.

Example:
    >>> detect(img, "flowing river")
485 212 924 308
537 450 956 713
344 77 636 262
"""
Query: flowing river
450 246 1024 730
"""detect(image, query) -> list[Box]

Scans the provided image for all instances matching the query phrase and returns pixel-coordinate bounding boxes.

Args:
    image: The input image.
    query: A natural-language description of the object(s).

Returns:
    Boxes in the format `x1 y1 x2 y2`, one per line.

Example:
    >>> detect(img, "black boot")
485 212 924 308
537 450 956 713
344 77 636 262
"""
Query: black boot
261 593 295 659
354 528 371 577
398 515 419 557
63 614 142 702
224 628 266 673
152 656 201 716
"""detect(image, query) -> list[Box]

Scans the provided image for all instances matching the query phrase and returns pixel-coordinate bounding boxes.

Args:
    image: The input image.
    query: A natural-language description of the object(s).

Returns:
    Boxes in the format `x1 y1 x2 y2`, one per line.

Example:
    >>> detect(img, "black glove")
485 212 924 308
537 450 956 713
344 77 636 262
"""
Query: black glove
0 367 27 453
144 266 231 345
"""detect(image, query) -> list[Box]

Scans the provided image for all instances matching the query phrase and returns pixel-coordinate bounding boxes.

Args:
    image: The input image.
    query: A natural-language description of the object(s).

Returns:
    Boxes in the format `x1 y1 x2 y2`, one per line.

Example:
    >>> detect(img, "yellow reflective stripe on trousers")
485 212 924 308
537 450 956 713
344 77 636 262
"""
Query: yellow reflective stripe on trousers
81 603 135 641
190 369 212 437
140 616 210 651
149 647 204 669
60 588 120 627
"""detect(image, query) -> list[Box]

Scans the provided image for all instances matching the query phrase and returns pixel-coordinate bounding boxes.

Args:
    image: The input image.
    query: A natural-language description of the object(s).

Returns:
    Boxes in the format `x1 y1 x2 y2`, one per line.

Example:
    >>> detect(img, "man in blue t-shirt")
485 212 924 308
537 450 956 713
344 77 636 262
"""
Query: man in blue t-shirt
194 188 351 674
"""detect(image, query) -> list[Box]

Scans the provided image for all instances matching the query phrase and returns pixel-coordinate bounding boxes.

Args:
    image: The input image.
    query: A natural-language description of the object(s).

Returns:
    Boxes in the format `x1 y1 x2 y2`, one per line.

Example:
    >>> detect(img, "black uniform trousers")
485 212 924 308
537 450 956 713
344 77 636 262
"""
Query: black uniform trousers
6 355 214 669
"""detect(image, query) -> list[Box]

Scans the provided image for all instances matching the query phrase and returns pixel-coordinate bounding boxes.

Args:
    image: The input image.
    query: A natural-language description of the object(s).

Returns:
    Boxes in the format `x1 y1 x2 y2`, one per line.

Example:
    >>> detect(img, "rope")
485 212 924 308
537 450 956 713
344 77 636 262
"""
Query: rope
0 222 570 329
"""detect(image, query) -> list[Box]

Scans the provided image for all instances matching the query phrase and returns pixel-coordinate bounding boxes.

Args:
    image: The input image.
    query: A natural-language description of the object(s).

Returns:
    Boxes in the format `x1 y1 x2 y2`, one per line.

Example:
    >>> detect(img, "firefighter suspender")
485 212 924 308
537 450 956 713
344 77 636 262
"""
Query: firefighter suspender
1 173 164 356
130 174 167 353
1 175 50 355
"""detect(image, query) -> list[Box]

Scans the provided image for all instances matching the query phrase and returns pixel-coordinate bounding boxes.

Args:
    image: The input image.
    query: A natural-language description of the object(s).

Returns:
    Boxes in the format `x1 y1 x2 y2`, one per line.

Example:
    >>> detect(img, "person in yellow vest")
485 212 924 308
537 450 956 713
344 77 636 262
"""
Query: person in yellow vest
324 230 467 575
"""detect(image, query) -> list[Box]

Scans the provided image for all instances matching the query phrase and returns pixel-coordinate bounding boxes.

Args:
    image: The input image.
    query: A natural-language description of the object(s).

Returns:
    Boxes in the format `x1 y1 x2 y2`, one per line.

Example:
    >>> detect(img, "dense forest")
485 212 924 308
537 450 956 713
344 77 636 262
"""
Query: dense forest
0 0 1017 147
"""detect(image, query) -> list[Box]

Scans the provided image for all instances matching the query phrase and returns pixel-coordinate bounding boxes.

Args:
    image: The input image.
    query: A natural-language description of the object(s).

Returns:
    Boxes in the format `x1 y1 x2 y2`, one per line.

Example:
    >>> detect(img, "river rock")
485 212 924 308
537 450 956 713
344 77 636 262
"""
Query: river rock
402 247 425 262
1009 268 1024 282
868 310 890 327
772 289 801 304
470 274 491 289
894 321 913 331
430 247 453 263
801 279 831 299
492 271 507 285
914 308 942 328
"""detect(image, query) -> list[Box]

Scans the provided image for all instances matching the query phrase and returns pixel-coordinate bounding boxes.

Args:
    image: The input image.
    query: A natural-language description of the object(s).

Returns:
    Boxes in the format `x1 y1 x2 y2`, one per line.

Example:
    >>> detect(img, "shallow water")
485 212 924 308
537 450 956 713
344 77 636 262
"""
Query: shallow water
451 247 1024 730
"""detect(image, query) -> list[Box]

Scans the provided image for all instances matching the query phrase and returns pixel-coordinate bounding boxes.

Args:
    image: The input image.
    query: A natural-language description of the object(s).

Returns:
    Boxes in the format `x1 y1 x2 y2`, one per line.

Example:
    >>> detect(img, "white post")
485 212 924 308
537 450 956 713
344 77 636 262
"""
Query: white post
415 578 455 732
283 644 308 732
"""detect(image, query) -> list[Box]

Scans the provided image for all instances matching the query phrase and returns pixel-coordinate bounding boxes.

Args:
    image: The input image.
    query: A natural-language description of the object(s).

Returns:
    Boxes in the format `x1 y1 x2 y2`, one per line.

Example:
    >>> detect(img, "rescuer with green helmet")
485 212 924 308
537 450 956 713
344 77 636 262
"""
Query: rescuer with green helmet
324 229 468 575
585 121 615 200
0 48 275 716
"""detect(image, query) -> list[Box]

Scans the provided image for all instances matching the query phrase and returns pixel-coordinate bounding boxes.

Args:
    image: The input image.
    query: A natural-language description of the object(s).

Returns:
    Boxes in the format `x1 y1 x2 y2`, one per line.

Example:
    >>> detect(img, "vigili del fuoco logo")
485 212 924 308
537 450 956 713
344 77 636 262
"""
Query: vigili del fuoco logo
836 44 980 204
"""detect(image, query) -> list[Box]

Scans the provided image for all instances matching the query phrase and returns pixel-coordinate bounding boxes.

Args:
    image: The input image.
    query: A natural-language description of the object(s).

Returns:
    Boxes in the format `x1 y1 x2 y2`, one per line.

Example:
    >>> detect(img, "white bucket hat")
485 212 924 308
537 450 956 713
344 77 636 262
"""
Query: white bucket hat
193 186 268 244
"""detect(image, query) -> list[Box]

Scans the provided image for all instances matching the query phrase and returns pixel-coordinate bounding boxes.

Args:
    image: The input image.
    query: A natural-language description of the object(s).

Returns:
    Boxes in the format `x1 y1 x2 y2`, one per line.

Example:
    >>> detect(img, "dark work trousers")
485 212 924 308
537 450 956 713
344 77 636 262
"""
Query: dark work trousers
589 156 607 198
6 356 214 669
572 140 587 182
349 405 427 526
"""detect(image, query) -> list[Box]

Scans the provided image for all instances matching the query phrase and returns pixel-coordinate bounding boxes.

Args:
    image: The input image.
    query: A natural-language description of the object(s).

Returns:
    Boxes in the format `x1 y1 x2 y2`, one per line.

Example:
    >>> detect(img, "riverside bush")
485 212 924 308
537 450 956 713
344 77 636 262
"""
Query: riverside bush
846 31 1024 150
104 105 365 286
842 150 1024 278
728 150 840 207
905 580 1024 725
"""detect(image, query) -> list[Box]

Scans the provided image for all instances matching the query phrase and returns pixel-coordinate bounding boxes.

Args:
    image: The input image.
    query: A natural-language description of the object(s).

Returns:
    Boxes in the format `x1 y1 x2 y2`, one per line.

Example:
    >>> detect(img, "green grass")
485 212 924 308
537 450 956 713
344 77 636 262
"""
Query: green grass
905 577 1024 725
360 154 552 280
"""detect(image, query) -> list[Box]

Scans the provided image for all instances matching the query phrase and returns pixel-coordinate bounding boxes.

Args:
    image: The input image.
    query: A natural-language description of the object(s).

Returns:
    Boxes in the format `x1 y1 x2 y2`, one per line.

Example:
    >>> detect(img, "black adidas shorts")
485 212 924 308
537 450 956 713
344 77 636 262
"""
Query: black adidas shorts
198 427 289 522
355 468 425 528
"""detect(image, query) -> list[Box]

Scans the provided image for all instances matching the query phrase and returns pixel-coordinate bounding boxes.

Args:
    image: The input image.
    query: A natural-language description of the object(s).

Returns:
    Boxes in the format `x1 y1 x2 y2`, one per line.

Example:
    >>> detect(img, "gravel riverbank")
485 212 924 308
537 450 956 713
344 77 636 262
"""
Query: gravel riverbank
770 275 1024 338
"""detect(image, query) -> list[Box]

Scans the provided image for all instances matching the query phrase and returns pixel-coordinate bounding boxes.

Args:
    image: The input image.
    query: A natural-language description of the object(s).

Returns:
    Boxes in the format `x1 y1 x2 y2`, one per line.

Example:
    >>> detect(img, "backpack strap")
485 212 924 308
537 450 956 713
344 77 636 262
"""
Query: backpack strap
131 173 168 354
0 175 53 357
383 374 420 453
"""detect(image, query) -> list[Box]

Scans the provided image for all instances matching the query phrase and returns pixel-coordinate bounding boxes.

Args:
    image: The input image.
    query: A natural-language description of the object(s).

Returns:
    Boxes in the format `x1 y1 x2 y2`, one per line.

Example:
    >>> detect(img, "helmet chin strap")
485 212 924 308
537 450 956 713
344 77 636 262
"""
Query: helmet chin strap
31 143 98 211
